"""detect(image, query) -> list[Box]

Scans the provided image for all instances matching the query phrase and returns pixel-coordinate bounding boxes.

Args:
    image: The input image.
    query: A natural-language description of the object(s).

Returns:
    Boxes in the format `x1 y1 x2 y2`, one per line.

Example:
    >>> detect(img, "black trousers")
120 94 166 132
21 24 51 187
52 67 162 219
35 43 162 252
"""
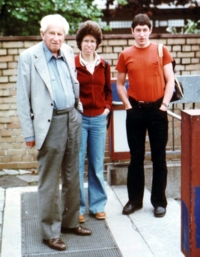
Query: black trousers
126 97 168 208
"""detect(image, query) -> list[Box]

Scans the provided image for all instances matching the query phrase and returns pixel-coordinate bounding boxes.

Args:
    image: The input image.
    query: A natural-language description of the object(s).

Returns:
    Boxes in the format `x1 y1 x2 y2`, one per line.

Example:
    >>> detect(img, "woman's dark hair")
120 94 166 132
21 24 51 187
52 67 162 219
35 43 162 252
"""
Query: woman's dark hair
131 14 152 30
76 20 103 50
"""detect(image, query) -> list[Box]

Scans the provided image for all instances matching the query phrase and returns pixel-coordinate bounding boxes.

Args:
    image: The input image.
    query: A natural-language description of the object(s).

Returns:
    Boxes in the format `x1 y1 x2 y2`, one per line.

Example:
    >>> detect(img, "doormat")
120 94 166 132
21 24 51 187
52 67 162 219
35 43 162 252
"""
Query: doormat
21 191 122 257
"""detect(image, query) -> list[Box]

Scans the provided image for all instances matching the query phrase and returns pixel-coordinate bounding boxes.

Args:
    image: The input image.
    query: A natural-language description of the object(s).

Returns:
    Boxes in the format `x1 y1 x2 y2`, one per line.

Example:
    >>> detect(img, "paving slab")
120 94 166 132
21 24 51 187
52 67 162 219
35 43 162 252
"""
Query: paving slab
16 174 39 184
0 171 6 176
0 175 29 189
111 185 184 257
0 200 4 212
0 190 5 199
105 184 154 257
19 169 31 175
2 187 37 257
3 169 19 175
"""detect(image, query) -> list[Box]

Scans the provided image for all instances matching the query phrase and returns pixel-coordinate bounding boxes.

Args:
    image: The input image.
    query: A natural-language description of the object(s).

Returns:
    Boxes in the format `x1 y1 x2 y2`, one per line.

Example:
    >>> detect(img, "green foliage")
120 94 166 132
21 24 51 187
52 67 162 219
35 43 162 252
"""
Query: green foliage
1 0 198 36
0 0 103 36
166 19 200 34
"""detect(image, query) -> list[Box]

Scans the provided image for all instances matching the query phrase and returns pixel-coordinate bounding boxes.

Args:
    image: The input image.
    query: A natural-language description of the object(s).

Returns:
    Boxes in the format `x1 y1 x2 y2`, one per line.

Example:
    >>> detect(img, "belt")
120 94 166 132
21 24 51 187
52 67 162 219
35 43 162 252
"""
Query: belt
53 106 74 115
129 96 163 108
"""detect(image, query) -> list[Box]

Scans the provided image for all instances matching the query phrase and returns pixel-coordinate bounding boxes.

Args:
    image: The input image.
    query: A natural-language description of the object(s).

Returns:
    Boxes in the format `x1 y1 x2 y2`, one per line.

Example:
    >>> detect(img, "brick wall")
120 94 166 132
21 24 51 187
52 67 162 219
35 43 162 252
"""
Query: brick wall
0 34 200 169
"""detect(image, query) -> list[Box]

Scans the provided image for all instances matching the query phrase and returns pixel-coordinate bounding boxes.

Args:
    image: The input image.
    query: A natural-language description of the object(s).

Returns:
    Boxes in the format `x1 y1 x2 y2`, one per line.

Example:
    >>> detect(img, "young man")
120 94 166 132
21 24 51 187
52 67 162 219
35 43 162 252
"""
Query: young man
17 14 91 251
116 14 174 217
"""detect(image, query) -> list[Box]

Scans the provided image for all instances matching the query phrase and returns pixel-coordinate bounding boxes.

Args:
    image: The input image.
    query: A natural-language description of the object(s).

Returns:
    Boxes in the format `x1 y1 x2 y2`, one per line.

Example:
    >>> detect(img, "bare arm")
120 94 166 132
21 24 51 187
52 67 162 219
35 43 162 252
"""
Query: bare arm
116 72 132 110
160 62 174 111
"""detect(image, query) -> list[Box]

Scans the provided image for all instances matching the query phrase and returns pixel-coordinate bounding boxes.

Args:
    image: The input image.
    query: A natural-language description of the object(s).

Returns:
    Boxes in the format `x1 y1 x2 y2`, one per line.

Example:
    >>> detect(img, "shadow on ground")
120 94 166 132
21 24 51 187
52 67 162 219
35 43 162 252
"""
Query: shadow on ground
0 175 30 189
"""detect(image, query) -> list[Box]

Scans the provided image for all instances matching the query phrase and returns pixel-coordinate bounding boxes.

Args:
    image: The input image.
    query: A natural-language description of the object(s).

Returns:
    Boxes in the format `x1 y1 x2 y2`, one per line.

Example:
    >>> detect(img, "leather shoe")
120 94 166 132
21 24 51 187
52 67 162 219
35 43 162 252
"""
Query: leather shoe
79 215 85 223
95 212 106 220
43 238 66 251
122 201 142 215
154 207 166 217
61 226 92 236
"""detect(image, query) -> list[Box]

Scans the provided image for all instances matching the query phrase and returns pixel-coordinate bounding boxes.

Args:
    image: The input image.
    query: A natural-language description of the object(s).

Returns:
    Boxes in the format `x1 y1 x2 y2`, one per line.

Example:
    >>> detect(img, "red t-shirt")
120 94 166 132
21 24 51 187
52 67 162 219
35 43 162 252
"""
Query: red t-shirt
115 42 173 102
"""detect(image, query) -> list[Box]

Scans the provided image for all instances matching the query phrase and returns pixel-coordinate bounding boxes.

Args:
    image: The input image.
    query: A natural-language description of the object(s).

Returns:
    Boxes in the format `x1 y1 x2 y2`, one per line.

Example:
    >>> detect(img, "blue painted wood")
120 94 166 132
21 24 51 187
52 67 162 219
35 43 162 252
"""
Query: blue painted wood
194 186 200 248
181 200 189 253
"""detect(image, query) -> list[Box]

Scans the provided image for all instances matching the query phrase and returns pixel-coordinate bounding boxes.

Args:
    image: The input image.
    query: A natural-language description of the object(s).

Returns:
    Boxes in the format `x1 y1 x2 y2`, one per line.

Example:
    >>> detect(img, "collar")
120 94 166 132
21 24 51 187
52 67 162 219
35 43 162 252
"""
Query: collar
79 51 101 67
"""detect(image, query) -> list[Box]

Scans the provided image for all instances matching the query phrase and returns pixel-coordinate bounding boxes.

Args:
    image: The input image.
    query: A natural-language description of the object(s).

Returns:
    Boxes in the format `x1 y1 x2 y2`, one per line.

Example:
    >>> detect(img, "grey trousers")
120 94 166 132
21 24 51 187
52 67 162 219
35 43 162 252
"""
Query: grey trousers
37 108 82 239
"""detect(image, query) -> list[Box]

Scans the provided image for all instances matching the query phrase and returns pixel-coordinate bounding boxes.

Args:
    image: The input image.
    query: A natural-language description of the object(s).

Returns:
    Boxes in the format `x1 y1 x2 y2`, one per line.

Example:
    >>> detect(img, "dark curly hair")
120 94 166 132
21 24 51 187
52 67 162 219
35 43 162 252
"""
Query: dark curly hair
76 20 102 50
131 14 151 30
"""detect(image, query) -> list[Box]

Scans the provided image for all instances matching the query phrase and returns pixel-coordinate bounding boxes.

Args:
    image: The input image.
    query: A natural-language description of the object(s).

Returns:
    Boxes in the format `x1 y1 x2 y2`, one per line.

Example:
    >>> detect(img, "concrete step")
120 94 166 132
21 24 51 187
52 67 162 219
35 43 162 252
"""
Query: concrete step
106 184 184 257
107 161 181 199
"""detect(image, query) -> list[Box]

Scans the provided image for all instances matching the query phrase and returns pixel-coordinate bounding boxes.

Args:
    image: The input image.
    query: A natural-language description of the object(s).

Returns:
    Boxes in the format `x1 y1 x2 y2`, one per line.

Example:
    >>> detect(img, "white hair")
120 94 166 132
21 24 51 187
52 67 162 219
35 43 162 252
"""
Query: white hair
40 14 69 35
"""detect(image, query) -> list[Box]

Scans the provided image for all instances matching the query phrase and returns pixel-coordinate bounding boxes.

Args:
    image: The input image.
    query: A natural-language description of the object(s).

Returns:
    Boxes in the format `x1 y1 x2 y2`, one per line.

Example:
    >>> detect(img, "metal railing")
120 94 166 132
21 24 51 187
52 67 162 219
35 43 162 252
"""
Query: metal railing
167 109 181 120
110 75 200 161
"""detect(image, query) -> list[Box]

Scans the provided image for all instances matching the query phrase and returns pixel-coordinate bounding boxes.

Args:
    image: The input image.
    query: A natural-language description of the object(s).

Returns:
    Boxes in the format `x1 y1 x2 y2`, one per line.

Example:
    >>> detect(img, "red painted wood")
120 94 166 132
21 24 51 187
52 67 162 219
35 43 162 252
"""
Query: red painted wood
181 110 200 257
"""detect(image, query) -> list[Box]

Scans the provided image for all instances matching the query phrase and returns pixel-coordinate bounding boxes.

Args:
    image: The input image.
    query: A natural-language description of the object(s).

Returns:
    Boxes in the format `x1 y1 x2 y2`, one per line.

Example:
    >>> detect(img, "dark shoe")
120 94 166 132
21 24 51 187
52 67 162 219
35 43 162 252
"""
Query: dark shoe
61 226 92 236
154 207 166 217
122 201 142 215
43 238 66 251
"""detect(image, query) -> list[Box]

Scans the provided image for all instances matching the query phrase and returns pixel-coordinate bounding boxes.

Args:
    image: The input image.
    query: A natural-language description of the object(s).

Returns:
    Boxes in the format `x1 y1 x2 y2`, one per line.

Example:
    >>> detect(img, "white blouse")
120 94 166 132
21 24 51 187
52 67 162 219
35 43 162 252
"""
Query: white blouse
79 52 101 74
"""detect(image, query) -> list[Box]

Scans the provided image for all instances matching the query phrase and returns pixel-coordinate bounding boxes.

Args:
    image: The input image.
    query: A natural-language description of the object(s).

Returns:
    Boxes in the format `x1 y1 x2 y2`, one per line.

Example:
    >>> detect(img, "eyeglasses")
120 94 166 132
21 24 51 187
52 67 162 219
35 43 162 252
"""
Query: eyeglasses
82 39 97 44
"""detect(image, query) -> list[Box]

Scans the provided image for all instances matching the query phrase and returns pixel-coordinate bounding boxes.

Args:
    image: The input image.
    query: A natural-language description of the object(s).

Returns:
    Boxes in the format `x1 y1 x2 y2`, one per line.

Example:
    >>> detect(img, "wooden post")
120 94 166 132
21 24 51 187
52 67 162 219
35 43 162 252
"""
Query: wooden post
181 110 200 257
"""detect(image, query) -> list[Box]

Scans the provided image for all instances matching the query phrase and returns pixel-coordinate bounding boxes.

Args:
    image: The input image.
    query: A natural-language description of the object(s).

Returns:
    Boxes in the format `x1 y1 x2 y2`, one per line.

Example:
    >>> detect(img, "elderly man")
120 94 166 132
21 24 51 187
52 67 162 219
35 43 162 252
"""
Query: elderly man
17 14 92 251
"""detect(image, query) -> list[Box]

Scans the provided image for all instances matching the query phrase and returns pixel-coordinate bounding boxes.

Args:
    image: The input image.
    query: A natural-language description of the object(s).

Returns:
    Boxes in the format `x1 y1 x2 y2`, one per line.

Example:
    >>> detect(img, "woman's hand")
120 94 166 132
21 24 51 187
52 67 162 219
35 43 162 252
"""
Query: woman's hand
103 108 110 116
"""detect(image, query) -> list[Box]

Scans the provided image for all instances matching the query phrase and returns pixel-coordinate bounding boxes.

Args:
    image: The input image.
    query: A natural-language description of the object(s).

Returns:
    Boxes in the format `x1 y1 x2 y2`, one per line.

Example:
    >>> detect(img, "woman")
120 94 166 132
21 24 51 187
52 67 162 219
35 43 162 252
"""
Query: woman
75 20 112 222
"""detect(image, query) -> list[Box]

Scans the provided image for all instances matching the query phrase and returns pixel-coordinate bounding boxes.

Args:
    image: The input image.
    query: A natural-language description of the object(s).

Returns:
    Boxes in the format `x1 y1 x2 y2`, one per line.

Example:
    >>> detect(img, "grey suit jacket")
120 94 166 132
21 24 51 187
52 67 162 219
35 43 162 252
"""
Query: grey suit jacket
17 41 80 150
